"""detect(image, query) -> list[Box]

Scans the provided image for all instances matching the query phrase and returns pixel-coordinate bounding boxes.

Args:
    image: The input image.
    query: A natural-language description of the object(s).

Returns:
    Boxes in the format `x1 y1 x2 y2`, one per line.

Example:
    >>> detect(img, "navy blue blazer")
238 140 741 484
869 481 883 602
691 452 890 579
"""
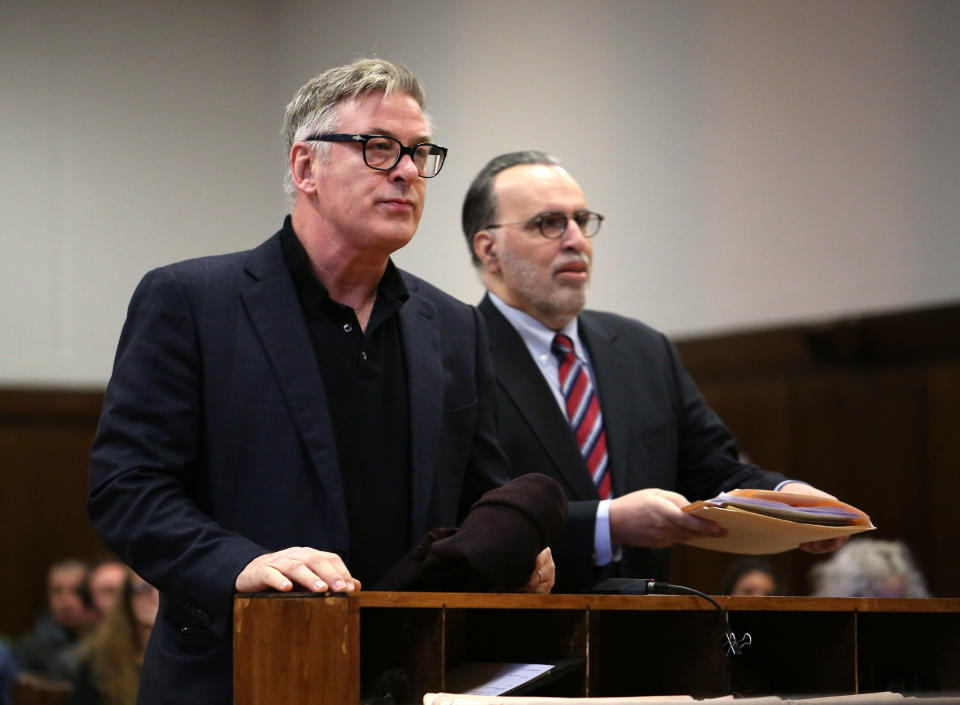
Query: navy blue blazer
479 295 788 591
88 232 509 705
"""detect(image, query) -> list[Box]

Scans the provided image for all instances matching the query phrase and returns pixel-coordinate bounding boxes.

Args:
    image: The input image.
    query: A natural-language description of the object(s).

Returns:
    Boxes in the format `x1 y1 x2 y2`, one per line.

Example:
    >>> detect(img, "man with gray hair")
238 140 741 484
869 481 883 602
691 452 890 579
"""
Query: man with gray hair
89 60 549 705
463 151 845 591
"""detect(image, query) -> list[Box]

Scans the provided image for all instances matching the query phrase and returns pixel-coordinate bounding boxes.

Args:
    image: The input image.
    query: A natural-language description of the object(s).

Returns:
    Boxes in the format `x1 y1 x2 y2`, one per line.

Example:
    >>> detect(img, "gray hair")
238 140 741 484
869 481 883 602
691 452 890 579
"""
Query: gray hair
809 538 930 598
281 58 429 200
461 150 560 267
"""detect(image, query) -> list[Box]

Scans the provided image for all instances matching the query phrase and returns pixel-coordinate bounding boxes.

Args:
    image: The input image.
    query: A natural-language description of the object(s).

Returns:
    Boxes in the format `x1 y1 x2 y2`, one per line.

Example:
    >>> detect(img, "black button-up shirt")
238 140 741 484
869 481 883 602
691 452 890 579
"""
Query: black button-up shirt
280 217 412 586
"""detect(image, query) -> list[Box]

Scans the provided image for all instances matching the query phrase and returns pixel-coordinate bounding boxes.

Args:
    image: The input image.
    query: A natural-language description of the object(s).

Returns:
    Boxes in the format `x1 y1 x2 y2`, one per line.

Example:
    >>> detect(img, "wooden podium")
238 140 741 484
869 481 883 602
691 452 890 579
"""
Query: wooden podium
234 592 960 704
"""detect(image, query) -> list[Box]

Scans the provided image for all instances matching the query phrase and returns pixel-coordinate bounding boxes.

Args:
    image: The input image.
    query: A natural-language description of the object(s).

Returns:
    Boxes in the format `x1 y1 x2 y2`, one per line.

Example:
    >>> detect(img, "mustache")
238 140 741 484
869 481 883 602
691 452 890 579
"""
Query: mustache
551 253 591 273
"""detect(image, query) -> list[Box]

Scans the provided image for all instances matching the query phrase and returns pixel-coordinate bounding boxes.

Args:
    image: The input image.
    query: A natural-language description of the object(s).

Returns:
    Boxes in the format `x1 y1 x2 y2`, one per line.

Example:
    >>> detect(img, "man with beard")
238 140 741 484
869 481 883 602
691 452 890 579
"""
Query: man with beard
462 151 844 591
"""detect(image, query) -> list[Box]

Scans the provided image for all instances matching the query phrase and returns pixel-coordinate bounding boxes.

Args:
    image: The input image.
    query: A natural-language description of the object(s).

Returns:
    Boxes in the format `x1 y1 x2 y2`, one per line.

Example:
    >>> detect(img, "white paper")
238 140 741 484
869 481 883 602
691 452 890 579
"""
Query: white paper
444 662 555 696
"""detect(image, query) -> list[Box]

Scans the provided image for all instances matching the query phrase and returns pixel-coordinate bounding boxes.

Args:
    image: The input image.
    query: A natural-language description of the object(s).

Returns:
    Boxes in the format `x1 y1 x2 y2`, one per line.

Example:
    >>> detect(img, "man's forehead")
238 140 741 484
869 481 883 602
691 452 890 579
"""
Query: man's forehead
335 91 430 141
50 566 85 584
92 563 126 581
494 164 586 212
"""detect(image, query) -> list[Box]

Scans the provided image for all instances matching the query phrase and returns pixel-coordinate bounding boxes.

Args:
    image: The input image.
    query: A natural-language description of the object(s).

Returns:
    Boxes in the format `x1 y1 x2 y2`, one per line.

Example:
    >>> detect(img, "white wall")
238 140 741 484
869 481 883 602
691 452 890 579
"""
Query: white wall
3 0 958 386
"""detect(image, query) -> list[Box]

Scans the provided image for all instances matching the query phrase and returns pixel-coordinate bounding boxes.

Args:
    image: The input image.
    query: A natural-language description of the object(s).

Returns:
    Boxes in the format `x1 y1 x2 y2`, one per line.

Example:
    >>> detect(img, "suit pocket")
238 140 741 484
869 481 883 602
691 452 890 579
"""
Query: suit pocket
444 396 478 415
157 608 222 660
440 399 478 458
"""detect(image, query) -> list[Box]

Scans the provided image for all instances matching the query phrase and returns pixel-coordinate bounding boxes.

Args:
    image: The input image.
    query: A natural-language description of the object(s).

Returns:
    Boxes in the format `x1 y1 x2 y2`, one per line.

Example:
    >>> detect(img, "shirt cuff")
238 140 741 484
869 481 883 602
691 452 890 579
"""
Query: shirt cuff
594 499 614 566
775 479 807 491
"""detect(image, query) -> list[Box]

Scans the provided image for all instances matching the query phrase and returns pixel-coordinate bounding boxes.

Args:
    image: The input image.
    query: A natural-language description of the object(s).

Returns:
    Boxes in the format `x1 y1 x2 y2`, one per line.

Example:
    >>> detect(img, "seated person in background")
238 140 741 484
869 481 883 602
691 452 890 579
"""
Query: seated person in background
85 559 127 623
70 571 159 705
810 537 930 598
0 641 16 705
461 151 846 591
14 559 90 681
720 557 779 596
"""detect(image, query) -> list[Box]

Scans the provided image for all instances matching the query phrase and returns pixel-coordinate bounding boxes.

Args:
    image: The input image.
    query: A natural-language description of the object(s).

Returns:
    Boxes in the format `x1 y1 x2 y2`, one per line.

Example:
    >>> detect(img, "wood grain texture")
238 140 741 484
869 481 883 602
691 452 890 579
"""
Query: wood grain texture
0 389 106 638
234 594 360 705
233 592 960 701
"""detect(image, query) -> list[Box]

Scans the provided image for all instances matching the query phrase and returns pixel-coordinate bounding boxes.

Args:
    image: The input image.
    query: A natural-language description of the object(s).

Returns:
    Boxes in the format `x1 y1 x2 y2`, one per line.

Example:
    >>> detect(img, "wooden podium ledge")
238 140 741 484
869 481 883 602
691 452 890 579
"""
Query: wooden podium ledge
236 590 960 612
234 593 960 705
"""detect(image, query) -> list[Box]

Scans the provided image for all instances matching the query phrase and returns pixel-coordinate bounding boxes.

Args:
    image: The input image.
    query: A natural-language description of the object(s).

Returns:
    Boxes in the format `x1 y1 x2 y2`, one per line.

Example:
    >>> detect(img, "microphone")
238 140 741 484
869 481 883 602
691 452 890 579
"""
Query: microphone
585 577 657 595
585 577 751 656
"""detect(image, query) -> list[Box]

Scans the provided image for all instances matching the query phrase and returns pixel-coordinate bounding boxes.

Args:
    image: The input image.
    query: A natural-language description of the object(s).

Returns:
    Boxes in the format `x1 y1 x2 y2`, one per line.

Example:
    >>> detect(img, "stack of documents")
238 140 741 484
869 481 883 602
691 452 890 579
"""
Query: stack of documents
681 489 875 554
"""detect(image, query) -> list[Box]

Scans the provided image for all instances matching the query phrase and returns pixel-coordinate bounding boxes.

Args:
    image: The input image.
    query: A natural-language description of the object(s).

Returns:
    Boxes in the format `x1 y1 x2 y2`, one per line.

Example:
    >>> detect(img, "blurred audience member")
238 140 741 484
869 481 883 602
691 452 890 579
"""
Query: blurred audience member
70 571 159 705
86 560 127 621
721 557 780 596
0 640 16 705
810 538 930 598
14 559 90 680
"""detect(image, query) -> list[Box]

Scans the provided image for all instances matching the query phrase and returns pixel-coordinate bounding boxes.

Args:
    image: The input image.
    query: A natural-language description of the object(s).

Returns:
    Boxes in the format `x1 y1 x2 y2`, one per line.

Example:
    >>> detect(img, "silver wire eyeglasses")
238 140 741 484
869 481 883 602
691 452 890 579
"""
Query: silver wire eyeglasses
304 133 448 178
485 210 604 239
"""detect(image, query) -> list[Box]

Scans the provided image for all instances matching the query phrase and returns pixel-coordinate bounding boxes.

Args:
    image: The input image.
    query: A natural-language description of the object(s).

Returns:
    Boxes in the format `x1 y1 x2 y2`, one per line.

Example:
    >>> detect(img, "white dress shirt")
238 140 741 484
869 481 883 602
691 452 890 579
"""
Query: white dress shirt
488 293 617 566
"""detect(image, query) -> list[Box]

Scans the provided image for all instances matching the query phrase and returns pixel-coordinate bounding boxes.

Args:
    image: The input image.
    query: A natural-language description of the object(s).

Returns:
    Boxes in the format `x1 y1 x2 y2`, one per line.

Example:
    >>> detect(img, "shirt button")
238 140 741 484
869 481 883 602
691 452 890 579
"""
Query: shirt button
343 323 353 333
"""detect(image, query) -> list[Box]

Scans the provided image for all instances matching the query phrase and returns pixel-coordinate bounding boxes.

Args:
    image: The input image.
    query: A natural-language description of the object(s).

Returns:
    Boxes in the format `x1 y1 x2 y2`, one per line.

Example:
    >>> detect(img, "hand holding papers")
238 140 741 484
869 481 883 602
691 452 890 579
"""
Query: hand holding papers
681 489 875 554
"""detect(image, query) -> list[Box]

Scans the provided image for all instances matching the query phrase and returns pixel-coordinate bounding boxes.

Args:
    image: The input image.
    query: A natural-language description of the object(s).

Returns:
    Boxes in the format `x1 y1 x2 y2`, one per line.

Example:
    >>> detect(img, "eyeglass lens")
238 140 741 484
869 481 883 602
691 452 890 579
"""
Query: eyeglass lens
363 136 445 177
539 211 602 238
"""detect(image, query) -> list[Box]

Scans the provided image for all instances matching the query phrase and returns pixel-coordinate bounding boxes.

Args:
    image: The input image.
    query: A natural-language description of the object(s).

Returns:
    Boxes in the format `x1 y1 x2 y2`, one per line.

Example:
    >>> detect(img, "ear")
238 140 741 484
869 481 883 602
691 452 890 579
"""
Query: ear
290 143 318 195
473 230 500 272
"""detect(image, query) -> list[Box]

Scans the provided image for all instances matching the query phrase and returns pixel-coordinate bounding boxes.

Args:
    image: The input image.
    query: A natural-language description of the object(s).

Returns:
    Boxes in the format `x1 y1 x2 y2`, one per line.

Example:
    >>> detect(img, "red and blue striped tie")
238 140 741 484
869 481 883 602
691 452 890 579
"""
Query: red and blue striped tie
552 333 611 499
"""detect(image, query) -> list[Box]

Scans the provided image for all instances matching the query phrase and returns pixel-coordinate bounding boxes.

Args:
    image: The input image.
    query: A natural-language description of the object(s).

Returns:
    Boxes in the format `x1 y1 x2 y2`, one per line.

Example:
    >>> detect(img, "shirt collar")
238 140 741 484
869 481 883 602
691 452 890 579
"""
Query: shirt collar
279 215 409 312
487 291 586 362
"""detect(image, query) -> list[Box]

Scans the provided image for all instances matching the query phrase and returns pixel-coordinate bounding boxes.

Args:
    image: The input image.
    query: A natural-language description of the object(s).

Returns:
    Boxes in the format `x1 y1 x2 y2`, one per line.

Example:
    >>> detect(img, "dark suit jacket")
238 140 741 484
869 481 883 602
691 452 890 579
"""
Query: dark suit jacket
479 295 788 591
87 231 509 705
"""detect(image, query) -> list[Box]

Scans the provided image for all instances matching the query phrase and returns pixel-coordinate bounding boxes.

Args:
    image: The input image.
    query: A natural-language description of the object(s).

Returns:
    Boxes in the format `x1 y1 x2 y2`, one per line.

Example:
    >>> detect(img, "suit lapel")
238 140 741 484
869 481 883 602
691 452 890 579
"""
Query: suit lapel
479 296 598 500
399 278 442 542
240 235 349 548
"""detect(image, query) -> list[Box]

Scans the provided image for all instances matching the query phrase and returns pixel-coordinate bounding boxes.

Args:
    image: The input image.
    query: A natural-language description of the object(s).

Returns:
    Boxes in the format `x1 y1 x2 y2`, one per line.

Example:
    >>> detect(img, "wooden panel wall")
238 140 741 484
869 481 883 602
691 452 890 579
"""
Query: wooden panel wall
0 390 108 638
671 303 960 597
1 303 957 639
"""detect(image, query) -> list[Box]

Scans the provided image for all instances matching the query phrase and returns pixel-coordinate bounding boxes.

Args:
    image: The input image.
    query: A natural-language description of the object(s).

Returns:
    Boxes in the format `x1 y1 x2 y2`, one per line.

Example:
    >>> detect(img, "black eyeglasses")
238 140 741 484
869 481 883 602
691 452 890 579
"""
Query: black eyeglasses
304 133 448 178
485 210 604 239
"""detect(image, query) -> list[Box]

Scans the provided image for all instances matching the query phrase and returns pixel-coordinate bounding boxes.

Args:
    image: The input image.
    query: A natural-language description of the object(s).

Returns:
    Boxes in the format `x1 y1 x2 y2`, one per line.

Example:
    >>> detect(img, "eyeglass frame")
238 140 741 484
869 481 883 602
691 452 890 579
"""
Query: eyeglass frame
484 210 605 239
303 133 448 178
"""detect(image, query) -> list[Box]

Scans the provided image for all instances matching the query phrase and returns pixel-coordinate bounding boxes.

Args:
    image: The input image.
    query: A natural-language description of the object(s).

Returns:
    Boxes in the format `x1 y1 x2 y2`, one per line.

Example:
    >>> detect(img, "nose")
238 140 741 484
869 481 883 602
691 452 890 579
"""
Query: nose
389 152 420 183
559 216 589 251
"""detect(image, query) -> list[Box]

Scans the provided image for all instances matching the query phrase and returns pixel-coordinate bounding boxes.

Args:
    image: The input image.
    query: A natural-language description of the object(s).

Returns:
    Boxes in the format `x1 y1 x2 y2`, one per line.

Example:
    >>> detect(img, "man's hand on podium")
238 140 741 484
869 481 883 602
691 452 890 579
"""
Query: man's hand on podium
520 547 555 594
235 547 362 594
